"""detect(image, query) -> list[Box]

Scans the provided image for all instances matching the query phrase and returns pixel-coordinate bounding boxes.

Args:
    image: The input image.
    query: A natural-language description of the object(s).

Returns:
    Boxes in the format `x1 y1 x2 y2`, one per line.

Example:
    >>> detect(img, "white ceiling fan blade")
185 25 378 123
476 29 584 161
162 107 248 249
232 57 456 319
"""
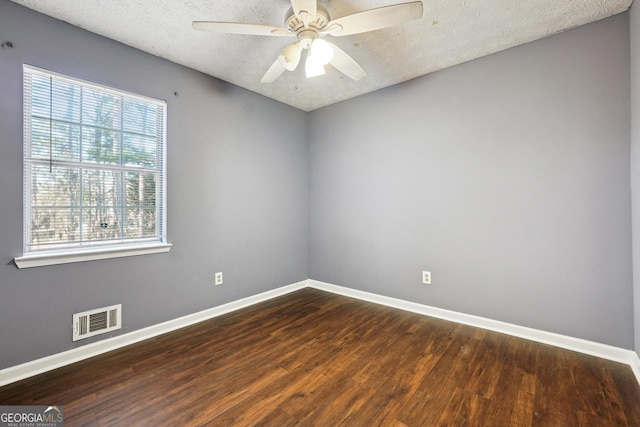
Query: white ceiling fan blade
290 0 317 27
326 42 366 81
193 21 292 37
322 1 423 37
261 59 287 83
278 42 302 71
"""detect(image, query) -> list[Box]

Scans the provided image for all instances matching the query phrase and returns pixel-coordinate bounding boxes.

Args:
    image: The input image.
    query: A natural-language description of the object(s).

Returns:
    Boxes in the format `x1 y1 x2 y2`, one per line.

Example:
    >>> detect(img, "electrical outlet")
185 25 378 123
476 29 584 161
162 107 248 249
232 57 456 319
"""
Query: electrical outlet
215 272 223 286
422 271 431 285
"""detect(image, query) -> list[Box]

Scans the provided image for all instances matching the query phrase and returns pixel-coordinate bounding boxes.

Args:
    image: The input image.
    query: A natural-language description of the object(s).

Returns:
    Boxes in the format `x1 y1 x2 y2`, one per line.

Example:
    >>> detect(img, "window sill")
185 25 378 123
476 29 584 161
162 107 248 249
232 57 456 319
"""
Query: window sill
14 243 172 269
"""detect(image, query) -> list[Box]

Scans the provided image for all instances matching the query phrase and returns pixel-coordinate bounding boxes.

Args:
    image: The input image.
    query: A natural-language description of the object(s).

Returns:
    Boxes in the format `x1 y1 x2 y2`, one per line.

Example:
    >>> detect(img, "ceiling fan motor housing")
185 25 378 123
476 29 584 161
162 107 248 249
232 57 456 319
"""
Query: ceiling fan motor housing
285 5 330 48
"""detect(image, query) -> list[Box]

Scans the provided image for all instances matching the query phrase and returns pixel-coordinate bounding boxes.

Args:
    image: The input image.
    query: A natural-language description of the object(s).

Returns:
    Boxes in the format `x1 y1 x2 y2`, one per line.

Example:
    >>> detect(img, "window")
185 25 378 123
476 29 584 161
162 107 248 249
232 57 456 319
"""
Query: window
15 66 170 268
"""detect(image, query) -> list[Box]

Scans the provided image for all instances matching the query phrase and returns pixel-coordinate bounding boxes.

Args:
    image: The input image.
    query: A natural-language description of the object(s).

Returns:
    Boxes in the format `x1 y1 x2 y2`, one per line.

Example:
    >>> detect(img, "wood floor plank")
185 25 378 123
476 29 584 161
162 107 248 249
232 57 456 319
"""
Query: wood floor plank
509 371 536 426
1 288 638 426
436 387 493 426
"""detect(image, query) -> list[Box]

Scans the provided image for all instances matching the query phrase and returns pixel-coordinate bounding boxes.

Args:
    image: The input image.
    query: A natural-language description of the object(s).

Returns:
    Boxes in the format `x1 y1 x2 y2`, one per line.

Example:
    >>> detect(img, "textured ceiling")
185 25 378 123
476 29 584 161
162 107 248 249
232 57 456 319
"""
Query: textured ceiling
10 0 633 111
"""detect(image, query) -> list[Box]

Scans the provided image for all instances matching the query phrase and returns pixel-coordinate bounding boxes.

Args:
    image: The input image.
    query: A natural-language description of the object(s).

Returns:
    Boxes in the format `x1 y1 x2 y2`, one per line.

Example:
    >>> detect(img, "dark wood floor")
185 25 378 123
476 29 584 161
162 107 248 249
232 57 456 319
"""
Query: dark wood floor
1 288 639 426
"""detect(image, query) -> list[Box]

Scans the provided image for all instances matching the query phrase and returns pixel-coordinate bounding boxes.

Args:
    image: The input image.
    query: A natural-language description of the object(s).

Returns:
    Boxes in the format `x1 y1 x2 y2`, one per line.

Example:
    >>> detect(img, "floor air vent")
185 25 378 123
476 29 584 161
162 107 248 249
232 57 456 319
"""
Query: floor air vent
73 304 122 341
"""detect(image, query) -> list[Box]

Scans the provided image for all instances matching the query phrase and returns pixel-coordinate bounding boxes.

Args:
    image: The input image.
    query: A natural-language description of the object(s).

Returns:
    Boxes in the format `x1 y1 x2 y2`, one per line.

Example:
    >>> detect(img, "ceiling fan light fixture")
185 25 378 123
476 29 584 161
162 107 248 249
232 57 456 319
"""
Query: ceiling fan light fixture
305 54 325 78
278 42 302 71
309 38 333 65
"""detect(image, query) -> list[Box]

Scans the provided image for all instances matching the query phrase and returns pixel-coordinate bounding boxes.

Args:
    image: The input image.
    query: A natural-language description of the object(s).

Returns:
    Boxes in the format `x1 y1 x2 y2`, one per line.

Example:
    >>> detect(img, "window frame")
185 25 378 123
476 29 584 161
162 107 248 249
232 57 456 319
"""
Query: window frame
15 65 171 269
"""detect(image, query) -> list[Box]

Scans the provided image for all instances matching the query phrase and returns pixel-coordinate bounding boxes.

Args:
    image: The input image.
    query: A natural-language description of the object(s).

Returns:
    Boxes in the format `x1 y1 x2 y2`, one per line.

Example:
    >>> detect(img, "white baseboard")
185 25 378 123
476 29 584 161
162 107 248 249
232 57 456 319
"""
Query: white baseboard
308 279 640 386
0 280 308 387
631 352 640 384
2 278 639 388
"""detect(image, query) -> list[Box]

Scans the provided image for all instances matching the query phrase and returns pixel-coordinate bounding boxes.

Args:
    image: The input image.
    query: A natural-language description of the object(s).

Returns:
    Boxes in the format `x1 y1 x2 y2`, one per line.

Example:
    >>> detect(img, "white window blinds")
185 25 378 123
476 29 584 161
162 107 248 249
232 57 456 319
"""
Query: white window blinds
23 65 167 254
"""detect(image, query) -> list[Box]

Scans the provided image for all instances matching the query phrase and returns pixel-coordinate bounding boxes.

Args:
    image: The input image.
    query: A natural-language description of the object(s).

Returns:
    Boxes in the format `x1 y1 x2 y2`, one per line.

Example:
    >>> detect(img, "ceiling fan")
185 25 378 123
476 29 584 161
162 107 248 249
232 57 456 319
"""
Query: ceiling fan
193 0 423 83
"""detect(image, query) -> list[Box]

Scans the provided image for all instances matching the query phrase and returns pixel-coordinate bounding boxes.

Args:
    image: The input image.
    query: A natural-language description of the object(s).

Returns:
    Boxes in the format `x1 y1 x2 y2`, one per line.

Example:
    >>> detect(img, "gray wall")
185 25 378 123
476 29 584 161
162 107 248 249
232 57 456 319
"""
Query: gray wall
309 13 633 348
631 2 640 355
0 1 309 369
